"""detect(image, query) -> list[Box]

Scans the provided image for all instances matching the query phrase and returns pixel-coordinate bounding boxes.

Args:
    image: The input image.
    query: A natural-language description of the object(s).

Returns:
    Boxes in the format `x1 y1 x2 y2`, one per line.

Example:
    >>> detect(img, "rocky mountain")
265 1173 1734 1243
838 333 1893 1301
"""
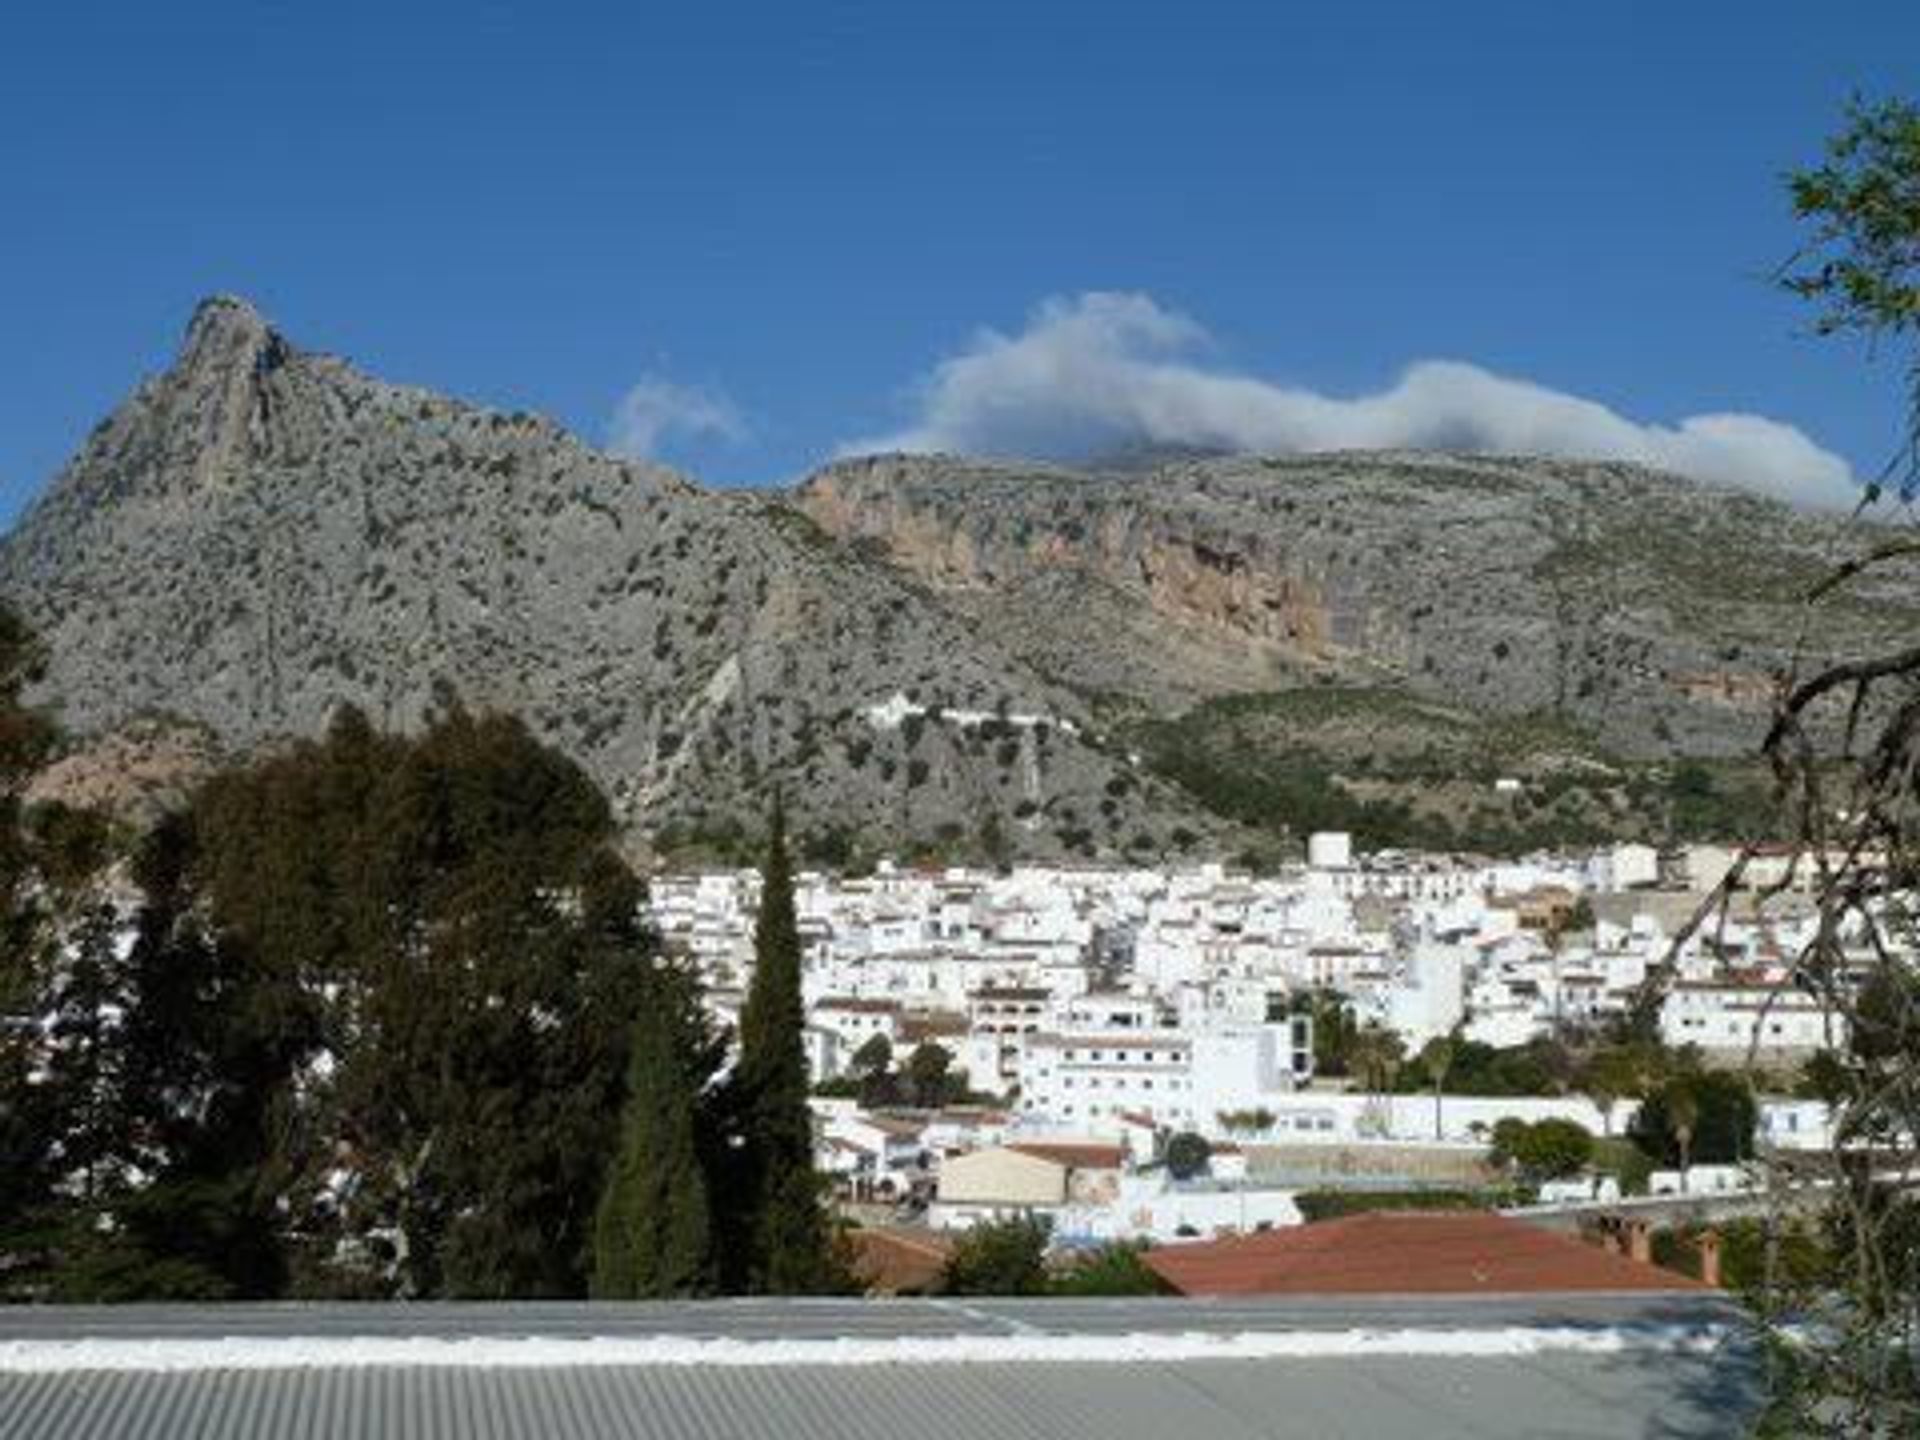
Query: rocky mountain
0 298 1205 863
795 452 1919 758
5 297 1914 861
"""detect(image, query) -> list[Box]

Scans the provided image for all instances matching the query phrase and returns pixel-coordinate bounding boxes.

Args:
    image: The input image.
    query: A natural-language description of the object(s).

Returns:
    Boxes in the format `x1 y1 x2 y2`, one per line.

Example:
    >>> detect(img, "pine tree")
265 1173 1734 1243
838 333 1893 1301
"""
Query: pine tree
591 975 713 1298
730 799 838 1293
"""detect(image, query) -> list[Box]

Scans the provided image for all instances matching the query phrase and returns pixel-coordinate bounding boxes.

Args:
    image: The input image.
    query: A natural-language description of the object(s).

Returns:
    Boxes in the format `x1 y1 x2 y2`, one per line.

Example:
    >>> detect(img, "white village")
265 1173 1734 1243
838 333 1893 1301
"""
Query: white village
652 832 1851 1265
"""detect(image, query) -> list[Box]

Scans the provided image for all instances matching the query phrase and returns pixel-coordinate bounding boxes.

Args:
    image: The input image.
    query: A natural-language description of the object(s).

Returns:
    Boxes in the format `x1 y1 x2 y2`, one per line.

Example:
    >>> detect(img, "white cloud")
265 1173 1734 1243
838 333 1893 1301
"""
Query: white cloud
839 292 1863 510
607 375 746 459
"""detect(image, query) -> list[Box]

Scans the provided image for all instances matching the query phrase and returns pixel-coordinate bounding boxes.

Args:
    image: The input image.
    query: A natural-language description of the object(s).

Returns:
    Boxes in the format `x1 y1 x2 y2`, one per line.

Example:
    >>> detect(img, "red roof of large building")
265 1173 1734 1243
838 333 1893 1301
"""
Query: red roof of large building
1145 1211 1708 1296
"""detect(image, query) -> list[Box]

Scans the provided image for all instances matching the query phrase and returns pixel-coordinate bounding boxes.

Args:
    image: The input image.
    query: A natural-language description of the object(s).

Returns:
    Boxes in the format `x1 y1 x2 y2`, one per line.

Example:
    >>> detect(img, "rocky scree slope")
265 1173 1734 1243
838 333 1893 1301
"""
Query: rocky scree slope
0 298 1203 861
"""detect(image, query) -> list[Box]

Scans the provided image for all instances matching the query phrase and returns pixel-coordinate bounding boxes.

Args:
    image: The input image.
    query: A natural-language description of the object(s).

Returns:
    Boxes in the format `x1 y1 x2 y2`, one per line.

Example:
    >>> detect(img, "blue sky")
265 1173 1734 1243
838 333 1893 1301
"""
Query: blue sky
3 1 1915 522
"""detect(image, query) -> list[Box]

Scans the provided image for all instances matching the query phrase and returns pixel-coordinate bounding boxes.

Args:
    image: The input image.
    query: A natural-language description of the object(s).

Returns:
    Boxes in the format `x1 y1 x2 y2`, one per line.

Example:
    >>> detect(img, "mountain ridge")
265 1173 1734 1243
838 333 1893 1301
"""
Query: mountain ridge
5 297 1912 860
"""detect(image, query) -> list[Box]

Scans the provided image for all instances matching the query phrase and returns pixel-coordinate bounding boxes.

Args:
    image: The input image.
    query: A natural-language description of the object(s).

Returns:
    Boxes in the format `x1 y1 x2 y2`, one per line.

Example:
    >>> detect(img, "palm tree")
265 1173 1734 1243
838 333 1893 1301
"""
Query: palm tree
1582 1047 1637 1138
1666 1080 1700 1192
1420 1035 1456 1141
1348 1026 1407 1142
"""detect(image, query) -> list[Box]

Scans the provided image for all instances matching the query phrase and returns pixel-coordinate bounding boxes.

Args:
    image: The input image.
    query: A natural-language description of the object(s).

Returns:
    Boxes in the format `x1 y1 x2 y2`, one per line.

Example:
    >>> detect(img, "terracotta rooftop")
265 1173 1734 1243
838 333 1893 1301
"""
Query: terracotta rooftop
1145 1211 1709 1297
847 1226 954 1296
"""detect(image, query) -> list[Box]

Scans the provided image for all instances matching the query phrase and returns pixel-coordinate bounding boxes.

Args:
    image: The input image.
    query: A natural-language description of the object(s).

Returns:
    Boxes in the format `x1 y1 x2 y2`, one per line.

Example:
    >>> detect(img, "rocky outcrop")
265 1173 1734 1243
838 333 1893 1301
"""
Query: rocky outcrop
795 452 1920 756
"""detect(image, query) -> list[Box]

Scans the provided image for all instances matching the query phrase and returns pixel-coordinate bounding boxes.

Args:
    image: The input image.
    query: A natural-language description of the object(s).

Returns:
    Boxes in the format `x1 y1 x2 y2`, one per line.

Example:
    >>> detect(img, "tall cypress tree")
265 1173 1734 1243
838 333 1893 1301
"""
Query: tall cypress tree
591 972 713 1298
731 799 837 1293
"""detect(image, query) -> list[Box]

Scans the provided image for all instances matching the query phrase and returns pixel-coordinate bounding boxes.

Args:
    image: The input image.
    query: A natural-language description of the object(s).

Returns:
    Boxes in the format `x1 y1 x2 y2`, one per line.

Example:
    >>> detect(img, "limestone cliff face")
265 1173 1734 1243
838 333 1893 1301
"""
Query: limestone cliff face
795 452 1920 755
799 458 1347 664
1 300 1213 860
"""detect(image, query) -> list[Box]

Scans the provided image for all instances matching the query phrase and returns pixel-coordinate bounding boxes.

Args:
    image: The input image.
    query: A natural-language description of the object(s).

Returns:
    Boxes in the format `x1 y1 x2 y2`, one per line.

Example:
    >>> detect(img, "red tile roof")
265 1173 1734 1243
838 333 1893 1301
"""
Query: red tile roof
848 1227 954 1296
1145 1211 1708 1296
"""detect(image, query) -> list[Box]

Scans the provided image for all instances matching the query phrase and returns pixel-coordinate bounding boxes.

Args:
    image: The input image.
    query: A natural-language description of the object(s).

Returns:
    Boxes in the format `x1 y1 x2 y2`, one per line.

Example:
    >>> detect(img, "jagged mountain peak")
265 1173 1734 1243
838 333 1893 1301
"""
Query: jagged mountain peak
182 292 276 354
156 293 300 415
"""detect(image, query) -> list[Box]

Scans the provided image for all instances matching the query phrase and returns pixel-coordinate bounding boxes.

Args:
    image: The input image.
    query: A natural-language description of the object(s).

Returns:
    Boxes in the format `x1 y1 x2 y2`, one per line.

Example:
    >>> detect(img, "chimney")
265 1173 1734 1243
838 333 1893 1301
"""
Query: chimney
1626 1219 1652 1266
1698 1229 1722 1288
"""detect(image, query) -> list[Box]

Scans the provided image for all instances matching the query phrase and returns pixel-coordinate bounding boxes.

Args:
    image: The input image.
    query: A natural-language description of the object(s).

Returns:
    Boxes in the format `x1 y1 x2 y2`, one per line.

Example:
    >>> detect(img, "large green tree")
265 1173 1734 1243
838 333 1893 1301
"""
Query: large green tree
185 703 654 1298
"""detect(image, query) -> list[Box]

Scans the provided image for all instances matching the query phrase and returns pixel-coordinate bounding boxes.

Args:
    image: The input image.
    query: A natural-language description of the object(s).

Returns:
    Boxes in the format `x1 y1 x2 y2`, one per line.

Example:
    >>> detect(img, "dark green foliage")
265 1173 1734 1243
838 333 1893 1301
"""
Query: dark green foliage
592 973 717 1298
0 602 58 1023
1140 731 1462 853
0 607 139 1296
0 608 278 1302
726 800 840 1294
850 1033 894 1079
1630 1071 1757 1169
0 694 724 1304
1130 690 1779 858
0 603 55 884
903 1041 959 1108
5 805 293 1301
1395 1037 1576 1098
1652 1217 1835 1300
169 703 656 1299
1048 1241 1168 1296
1164 1131 1212 1180
940 1214 1050 1296
1291 989 1358 1078
1589 1137 1654 1196
1489 1117 1593 1180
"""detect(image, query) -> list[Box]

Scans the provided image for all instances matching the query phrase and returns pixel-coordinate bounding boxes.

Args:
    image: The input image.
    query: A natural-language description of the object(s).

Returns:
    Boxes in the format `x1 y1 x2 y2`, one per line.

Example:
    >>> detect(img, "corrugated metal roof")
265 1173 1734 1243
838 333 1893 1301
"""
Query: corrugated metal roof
0 1296 1760 1440
0 1350 1759 1440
